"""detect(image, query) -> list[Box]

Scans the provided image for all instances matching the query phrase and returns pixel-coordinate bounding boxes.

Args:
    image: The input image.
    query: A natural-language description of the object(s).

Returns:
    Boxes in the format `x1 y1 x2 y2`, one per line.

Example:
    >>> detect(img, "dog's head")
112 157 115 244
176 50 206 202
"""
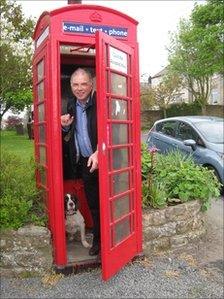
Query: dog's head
64 193 78 216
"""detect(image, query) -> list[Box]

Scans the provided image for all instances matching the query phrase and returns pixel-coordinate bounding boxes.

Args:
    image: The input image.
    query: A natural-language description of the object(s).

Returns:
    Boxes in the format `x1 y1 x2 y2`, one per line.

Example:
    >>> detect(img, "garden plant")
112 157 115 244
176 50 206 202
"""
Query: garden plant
0 131 46 229
141 143 221 211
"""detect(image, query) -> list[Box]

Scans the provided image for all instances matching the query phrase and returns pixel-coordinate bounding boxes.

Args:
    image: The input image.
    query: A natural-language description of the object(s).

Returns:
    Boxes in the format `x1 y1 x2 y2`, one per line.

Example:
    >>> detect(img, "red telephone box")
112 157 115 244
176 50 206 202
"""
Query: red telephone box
32 3 142 280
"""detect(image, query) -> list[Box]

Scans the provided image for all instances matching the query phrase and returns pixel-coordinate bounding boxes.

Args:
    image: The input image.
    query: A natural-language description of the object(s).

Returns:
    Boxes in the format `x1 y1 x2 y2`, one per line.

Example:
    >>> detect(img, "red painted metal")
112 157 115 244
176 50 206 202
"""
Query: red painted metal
96 31 142 280
32 3 142 278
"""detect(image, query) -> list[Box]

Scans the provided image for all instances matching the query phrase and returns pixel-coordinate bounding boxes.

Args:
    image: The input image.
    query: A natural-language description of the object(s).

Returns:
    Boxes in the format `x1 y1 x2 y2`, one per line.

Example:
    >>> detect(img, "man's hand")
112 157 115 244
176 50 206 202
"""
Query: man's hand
61 114 74 127
87 150 98 173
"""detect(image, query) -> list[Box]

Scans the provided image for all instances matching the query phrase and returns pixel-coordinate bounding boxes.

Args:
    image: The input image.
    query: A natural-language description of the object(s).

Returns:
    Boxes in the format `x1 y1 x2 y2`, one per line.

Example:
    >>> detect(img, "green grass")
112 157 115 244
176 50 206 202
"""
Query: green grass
1 130 34 161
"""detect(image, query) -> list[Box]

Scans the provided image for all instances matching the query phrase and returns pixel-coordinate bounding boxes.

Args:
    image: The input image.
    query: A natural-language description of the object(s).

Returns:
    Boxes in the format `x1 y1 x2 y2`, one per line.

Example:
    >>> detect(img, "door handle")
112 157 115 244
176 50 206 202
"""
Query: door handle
102 142 106 154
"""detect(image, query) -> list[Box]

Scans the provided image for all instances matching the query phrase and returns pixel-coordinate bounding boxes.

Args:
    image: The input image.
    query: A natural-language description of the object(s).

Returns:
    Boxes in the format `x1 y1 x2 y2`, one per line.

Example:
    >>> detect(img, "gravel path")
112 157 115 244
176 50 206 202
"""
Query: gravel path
1 199 223 298
1 255 223 299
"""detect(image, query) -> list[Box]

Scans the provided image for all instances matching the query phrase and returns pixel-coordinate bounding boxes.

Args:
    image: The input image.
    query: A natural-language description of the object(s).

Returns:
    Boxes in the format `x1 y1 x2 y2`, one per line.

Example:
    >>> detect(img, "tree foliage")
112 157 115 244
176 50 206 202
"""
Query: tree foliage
153 71 182 118
140 70 182 117
0 0 35 120
140 86 156 111
168 0 223 113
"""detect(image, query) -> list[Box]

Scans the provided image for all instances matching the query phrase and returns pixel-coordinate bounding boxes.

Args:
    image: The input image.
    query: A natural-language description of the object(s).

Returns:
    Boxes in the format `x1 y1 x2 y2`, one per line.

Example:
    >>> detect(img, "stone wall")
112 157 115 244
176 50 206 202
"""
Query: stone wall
0 201 206 277
143 200 206 256
141 105 223 129
141 110 163 129
0 225 53 277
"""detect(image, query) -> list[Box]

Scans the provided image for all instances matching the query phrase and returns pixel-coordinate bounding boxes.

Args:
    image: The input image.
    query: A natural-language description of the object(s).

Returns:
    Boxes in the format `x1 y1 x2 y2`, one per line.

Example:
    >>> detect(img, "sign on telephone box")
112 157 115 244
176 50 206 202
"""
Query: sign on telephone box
32 3 142 281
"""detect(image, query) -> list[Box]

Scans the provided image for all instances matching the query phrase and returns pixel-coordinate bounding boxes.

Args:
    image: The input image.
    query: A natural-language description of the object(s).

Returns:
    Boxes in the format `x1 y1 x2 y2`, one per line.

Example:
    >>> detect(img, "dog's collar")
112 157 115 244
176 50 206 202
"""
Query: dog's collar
67 211 77 216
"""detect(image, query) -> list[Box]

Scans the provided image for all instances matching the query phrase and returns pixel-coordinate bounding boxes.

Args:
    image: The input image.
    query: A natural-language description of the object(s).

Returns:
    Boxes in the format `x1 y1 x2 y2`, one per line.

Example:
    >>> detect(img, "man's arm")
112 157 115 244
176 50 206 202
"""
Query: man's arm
87 145 98 173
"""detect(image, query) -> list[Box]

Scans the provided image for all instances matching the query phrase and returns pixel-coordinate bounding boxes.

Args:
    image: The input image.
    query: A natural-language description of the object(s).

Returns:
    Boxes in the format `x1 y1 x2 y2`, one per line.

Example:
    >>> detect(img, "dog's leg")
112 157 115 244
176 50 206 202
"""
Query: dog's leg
80 225 90 248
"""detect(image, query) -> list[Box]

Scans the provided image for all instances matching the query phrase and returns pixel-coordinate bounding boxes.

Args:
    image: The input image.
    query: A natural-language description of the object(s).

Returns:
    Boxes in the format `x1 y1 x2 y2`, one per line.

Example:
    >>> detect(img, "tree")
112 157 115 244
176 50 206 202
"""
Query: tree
153 71 182 118
140 70 182 117
168 0 223 114
140 87 156 111
0 0 35 121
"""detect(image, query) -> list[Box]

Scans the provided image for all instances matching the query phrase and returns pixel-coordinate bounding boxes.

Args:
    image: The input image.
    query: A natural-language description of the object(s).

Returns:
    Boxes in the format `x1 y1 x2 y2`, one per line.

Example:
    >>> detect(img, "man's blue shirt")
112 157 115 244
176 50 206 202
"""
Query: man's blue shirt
75 99 93 157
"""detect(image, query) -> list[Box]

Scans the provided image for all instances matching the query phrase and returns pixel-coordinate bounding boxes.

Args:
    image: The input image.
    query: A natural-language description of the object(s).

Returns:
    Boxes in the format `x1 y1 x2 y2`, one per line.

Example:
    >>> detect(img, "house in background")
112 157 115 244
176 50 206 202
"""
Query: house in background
210 73 224 105
145 67 224 106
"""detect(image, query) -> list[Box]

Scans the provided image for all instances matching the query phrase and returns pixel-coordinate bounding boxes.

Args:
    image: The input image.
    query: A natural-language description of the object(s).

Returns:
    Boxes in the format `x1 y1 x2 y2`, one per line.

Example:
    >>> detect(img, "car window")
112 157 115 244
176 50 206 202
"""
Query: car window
176 122 198 141
156 121 176 137
194 121 224 144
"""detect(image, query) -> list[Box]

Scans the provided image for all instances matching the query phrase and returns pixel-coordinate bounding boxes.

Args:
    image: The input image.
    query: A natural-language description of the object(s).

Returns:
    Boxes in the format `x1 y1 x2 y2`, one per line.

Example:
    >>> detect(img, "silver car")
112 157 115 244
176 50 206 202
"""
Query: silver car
147 116 224 185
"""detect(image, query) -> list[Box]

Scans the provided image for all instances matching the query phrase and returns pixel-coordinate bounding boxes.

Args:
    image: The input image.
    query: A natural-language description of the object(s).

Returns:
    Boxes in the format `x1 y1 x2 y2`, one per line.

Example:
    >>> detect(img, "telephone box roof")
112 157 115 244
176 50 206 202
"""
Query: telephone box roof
33 4 138 39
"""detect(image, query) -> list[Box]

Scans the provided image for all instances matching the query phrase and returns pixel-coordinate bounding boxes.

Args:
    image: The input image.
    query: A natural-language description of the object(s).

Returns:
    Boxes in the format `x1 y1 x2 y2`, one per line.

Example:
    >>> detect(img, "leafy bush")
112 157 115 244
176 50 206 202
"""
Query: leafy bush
141 145 221 210
0 150 47 229
166 101 202 117
5 115 23 130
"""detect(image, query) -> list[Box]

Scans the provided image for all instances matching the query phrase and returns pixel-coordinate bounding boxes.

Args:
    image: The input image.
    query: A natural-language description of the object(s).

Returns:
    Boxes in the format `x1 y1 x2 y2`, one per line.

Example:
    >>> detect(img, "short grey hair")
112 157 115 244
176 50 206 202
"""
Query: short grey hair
70 68 93 83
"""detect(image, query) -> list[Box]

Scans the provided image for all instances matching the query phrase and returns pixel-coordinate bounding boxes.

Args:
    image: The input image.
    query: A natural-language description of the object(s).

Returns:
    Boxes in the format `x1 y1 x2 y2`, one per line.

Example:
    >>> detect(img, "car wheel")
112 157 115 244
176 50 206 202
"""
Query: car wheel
206 165 223 195
206 165 220 182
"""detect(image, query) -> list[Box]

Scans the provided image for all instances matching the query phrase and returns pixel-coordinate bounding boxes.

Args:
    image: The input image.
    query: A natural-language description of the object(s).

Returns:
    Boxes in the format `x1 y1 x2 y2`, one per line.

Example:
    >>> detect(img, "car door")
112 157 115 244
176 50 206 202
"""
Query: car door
175 121 205 163
149 120 178 153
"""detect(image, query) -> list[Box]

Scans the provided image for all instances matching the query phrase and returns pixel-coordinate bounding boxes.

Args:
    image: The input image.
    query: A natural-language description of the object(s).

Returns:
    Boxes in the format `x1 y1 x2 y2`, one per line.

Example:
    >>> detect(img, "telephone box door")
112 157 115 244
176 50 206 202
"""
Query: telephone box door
96 32 142 281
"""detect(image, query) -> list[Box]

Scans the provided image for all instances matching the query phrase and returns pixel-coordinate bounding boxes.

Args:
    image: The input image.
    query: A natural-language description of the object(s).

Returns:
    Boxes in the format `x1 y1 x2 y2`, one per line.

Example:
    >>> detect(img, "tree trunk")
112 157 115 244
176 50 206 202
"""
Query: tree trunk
201 105 207 115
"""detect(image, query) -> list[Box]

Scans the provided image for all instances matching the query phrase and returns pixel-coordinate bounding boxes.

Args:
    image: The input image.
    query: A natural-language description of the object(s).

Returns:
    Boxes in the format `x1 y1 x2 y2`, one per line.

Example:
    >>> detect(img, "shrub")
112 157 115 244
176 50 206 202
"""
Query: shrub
5 115 23 130
0 150 47 229
166 101 202 117
141 145 221 210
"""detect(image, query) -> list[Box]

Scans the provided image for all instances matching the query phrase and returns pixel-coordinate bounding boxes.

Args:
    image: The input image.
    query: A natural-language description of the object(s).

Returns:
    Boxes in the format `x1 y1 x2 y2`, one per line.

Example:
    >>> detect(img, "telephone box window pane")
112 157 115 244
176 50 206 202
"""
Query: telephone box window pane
113 195 130 221
38 104 45 122
37 82 44 101
113 171 129 195
111 99 128 120
39 168 46 185
112 124 128 145
39 146 46 164
111 73 127 96
39 125 45 143
37 60 44 81
112 148 128 170
114 217 130 245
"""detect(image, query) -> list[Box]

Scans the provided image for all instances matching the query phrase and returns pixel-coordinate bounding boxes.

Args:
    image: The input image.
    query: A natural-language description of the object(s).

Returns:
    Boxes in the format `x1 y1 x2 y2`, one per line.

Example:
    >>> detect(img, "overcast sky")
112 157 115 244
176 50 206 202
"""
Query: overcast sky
18 0 202 79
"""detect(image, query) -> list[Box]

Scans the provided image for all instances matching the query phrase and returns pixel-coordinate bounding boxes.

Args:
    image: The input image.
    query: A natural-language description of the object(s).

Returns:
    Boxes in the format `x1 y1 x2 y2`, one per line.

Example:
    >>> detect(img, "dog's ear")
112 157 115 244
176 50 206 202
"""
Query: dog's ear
72 194 79 210
64 194 68 213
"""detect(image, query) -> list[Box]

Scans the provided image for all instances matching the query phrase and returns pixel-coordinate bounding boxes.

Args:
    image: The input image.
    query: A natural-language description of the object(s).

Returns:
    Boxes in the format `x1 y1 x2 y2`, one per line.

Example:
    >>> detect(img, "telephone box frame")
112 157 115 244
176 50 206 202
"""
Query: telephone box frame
32 4 142 281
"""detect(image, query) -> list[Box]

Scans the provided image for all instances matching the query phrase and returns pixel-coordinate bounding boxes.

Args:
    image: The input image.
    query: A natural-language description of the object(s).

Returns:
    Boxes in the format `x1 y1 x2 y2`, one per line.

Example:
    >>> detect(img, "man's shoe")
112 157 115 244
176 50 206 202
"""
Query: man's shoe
89 244 100 256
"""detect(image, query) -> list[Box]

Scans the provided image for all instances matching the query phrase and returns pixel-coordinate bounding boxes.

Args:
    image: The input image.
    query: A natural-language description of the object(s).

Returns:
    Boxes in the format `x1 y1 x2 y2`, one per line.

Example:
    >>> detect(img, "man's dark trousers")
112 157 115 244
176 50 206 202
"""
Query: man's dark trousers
79 156 100 246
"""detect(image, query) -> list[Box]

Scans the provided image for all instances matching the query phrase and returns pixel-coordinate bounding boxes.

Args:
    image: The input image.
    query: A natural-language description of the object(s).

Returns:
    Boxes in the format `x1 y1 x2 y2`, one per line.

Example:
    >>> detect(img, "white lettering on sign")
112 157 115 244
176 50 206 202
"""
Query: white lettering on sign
35 26 49 49
63 22 128 38
109 46 127 74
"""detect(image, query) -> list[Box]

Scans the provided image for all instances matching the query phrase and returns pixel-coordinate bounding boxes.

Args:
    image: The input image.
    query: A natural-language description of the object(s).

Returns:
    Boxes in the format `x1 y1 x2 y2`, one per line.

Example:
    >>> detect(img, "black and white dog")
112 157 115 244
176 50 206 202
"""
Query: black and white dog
64 193 90 248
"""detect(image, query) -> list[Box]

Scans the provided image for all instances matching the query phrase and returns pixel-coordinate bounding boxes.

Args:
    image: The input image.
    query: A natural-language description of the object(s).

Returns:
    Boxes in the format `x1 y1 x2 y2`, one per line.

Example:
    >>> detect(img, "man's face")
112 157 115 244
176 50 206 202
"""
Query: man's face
70 72 93 103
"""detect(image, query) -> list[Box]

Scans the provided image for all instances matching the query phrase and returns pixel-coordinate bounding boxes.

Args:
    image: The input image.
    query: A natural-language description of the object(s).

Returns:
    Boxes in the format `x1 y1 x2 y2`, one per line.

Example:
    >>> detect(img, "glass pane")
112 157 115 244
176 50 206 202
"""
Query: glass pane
113 195 130 220
39 167 46 185
37 60 44 81
111 99 128 120
39 146 46 164
39 125 45 143
38 104 45 122
37 82 44 101
111 73 127 96
112 171 129 195
114 217 130 245
112 148 128 170
112 124 128 145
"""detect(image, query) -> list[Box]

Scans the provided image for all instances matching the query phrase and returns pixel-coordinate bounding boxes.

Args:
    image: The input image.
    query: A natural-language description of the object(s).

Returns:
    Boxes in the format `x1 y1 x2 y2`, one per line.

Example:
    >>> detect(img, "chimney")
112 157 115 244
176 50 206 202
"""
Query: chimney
68 0 82 4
